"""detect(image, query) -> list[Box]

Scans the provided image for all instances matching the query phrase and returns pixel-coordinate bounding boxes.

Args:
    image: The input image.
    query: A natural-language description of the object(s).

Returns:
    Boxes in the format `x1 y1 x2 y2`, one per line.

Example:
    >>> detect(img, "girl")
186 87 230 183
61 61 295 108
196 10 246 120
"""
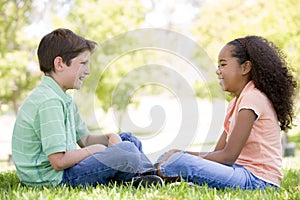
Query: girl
156 36 297 190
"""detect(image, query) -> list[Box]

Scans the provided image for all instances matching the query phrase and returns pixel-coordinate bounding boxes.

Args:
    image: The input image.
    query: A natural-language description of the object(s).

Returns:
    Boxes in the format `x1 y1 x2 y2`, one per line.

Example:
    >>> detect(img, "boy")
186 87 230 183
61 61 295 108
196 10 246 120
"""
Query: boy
12 28 161 187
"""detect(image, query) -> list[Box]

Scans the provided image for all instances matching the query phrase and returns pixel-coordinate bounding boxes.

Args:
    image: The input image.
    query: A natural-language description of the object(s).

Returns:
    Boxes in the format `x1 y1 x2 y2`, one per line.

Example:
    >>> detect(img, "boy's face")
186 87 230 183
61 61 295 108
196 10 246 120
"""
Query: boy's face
61 50 91 91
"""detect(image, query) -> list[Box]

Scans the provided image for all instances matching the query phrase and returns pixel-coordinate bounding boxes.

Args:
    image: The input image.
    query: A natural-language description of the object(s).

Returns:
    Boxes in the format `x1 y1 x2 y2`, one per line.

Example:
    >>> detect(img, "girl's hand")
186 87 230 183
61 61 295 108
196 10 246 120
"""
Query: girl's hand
156 149 181 178
161 149 182 163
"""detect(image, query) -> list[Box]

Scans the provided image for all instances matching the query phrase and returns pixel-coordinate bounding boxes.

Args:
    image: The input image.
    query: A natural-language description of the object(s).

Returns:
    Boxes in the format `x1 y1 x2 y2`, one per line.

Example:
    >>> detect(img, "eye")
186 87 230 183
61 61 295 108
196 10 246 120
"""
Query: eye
80 61 89 68
218 63 226 68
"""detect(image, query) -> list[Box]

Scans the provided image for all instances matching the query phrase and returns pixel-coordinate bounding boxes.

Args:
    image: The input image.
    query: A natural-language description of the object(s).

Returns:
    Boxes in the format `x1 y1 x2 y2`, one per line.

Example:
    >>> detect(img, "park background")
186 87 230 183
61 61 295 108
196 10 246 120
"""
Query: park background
1 0 300 169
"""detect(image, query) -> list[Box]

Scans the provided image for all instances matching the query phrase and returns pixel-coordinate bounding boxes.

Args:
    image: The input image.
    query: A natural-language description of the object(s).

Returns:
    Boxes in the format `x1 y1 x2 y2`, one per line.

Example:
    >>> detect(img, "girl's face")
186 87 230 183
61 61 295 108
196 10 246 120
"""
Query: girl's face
216 45 245 97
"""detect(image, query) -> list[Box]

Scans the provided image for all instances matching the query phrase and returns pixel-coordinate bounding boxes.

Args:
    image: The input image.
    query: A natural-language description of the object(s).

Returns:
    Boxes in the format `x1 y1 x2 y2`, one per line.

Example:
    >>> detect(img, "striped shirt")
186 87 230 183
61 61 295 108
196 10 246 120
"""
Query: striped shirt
12 76 89 187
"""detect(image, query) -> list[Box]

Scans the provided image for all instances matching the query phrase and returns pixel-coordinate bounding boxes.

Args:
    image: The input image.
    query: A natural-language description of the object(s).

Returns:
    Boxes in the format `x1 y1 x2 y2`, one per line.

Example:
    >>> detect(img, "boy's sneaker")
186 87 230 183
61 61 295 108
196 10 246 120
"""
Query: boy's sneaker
132 175 164 188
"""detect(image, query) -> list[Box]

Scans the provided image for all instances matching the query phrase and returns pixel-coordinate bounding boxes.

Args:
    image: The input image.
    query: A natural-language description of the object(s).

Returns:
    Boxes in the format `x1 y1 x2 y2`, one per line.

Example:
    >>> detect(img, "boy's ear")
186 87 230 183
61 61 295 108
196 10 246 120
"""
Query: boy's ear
53 56 64 72
242 60 252 75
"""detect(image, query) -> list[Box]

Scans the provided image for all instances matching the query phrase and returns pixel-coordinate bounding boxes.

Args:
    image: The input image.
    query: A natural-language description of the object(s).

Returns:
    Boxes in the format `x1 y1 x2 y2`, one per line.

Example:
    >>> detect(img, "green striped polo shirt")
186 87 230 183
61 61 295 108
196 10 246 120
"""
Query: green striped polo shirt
12 76 89 187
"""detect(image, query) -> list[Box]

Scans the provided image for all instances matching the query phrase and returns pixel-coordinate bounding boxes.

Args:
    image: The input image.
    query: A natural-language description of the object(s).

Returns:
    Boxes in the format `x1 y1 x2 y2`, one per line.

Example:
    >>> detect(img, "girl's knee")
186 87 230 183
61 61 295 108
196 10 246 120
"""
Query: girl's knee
162 153 204 172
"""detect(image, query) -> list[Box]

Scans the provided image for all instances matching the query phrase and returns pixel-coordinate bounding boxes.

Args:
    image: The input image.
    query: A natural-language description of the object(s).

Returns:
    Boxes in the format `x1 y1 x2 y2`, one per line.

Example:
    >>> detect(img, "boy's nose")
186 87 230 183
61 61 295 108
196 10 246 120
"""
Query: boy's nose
85 66 90 75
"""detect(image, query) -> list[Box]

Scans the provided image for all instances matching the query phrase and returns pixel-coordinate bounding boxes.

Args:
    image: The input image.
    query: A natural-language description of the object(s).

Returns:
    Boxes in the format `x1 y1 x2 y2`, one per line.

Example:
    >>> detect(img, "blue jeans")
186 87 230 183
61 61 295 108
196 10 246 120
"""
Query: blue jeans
60 133 154 187
156 151 278 190
119 132 144 153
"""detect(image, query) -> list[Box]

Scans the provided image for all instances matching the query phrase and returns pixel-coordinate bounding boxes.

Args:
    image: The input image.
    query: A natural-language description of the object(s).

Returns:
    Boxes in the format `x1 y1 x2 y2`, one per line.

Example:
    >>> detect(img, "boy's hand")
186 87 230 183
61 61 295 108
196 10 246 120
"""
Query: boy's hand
86 144 107 155
78 133 121 148
107 133 122 146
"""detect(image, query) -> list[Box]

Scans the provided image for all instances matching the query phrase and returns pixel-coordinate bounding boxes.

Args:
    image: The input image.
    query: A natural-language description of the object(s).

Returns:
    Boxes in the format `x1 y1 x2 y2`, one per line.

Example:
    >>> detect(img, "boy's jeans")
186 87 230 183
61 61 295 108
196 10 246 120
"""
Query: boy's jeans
157 151 278 190
60 133 153 187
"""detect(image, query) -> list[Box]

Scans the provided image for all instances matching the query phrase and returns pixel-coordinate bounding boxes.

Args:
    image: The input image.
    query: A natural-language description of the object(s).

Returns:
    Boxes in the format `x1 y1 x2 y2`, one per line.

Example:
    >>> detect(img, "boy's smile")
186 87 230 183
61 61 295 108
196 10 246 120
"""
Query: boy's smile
61 50 91 92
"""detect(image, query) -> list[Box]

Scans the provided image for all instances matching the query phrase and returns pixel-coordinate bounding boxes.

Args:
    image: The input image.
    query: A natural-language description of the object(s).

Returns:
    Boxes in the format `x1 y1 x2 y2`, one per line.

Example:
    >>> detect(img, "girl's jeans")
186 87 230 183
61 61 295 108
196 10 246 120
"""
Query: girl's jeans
60 132 153 187
157 151 278 190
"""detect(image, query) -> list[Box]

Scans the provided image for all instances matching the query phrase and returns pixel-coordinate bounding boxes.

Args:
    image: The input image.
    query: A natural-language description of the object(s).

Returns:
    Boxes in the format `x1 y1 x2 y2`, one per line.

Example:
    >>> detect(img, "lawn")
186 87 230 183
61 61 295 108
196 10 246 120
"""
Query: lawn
1 154 299 200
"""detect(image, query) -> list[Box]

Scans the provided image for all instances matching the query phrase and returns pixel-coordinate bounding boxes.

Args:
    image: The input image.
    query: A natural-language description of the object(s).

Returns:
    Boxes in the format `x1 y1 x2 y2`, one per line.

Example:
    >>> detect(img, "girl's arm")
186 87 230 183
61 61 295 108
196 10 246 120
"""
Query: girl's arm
186 131 228 156
156 130 228 162
157 109 255 168
203 109 256 166
213 130 227 151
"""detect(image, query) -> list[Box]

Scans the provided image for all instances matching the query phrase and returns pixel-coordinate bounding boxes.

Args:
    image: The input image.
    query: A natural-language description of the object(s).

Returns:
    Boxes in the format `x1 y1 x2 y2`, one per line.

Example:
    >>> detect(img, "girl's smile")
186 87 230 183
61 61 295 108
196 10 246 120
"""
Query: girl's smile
216 45 251 98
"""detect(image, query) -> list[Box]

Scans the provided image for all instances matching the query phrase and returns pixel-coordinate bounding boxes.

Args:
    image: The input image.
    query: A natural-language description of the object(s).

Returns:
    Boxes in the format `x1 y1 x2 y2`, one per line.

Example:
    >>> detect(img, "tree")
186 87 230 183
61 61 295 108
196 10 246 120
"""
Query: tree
59 0 149 131
191 0 300 101
192 0 300 81
0 0 41 115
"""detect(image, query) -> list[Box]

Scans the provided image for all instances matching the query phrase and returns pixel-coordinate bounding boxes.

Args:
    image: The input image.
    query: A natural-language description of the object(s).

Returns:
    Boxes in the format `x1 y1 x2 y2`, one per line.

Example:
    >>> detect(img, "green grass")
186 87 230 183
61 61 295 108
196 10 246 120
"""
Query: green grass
2 138 299 200
0 166 299 200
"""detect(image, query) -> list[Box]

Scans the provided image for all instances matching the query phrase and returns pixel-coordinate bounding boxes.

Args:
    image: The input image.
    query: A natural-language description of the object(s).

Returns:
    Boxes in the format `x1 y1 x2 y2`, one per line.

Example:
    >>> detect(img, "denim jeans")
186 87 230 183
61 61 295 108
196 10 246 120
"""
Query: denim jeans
157 151 278 190
119 132 144 153
60 133 154 187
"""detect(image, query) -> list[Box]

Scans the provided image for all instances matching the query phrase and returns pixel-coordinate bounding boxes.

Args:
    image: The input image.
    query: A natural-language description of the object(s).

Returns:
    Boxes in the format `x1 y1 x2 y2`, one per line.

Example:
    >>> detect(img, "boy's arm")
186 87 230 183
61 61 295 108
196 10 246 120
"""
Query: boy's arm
48 133 122 171
78 133 122 148
48 144 106 171
49 133 122 171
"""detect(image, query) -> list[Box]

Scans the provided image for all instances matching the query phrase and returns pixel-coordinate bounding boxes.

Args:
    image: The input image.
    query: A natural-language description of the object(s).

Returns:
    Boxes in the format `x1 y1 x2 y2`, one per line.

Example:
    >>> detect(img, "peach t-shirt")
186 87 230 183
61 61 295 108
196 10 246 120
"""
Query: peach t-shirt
224 81 282 186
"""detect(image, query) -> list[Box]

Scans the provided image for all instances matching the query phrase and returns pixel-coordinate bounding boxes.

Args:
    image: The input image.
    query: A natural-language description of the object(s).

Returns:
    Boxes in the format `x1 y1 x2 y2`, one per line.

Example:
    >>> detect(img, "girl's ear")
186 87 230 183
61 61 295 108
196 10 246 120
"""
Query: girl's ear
53 56 64 72
242 60 252 75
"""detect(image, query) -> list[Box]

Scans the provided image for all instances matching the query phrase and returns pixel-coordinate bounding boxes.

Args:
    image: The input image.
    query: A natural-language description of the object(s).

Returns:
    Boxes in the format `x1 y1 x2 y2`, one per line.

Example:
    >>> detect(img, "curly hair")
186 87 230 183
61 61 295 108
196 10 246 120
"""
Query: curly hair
227 36 297 131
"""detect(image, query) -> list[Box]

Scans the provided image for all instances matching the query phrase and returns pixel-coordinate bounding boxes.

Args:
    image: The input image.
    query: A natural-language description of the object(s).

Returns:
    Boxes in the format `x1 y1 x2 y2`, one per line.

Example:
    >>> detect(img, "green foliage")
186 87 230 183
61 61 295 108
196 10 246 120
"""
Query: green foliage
194 80 226 101
0 0 40 114
0 168 299 200
289 132 300 147
63 0 148 112
0 0 33 53
1 0 300 119
192 0 300 102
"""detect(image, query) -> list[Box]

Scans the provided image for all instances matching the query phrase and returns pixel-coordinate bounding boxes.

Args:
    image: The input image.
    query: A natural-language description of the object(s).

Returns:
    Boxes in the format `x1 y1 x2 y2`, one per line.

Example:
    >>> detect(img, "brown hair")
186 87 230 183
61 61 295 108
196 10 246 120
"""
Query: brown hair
37 28 97 73
227 36 297 131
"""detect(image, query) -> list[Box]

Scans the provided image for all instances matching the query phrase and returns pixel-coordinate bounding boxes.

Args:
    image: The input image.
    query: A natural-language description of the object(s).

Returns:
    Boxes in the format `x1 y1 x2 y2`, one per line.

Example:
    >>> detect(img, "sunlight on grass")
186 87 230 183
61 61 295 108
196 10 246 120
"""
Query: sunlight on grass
0 164 299 200
1 149 299 200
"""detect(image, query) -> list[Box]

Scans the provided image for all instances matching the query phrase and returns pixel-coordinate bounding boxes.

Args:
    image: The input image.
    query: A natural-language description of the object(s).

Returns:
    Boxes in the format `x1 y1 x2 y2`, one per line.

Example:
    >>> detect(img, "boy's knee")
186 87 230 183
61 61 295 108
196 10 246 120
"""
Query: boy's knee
119 132 143 153
115 141 140 154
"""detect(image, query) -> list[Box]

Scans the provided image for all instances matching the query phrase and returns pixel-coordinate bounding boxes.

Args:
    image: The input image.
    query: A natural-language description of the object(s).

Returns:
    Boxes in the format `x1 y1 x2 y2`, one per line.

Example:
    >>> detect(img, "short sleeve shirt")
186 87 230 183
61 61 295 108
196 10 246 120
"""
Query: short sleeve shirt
224 81 282 186
12 76 89 187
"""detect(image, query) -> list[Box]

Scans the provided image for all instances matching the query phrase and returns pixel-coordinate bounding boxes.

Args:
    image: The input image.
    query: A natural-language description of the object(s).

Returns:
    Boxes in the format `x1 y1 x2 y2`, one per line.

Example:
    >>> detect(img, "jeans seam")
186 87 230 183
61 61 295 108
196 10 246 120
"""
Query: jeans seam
62 161 135 184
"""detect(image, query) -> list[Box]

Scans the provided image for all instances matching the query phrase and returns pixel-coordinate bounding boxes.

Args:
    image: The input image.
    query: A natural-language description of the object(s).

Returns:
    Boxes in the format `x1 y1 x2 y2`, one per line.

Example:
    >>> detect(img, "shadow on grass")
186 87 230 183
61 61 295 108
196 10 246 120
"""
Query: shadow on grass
0 168 299 200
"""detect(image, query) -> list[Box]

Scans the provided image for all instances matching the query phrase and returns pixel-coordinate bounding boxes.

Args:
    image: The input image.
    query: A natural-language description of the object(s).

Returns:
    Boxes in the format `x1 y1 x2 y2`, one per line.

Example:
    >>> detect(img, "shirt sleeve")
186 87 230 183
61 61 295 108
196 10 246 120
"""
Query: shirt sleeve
73 103 89 141
223 98 236 134
238 90 266 120
39 99 67 156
